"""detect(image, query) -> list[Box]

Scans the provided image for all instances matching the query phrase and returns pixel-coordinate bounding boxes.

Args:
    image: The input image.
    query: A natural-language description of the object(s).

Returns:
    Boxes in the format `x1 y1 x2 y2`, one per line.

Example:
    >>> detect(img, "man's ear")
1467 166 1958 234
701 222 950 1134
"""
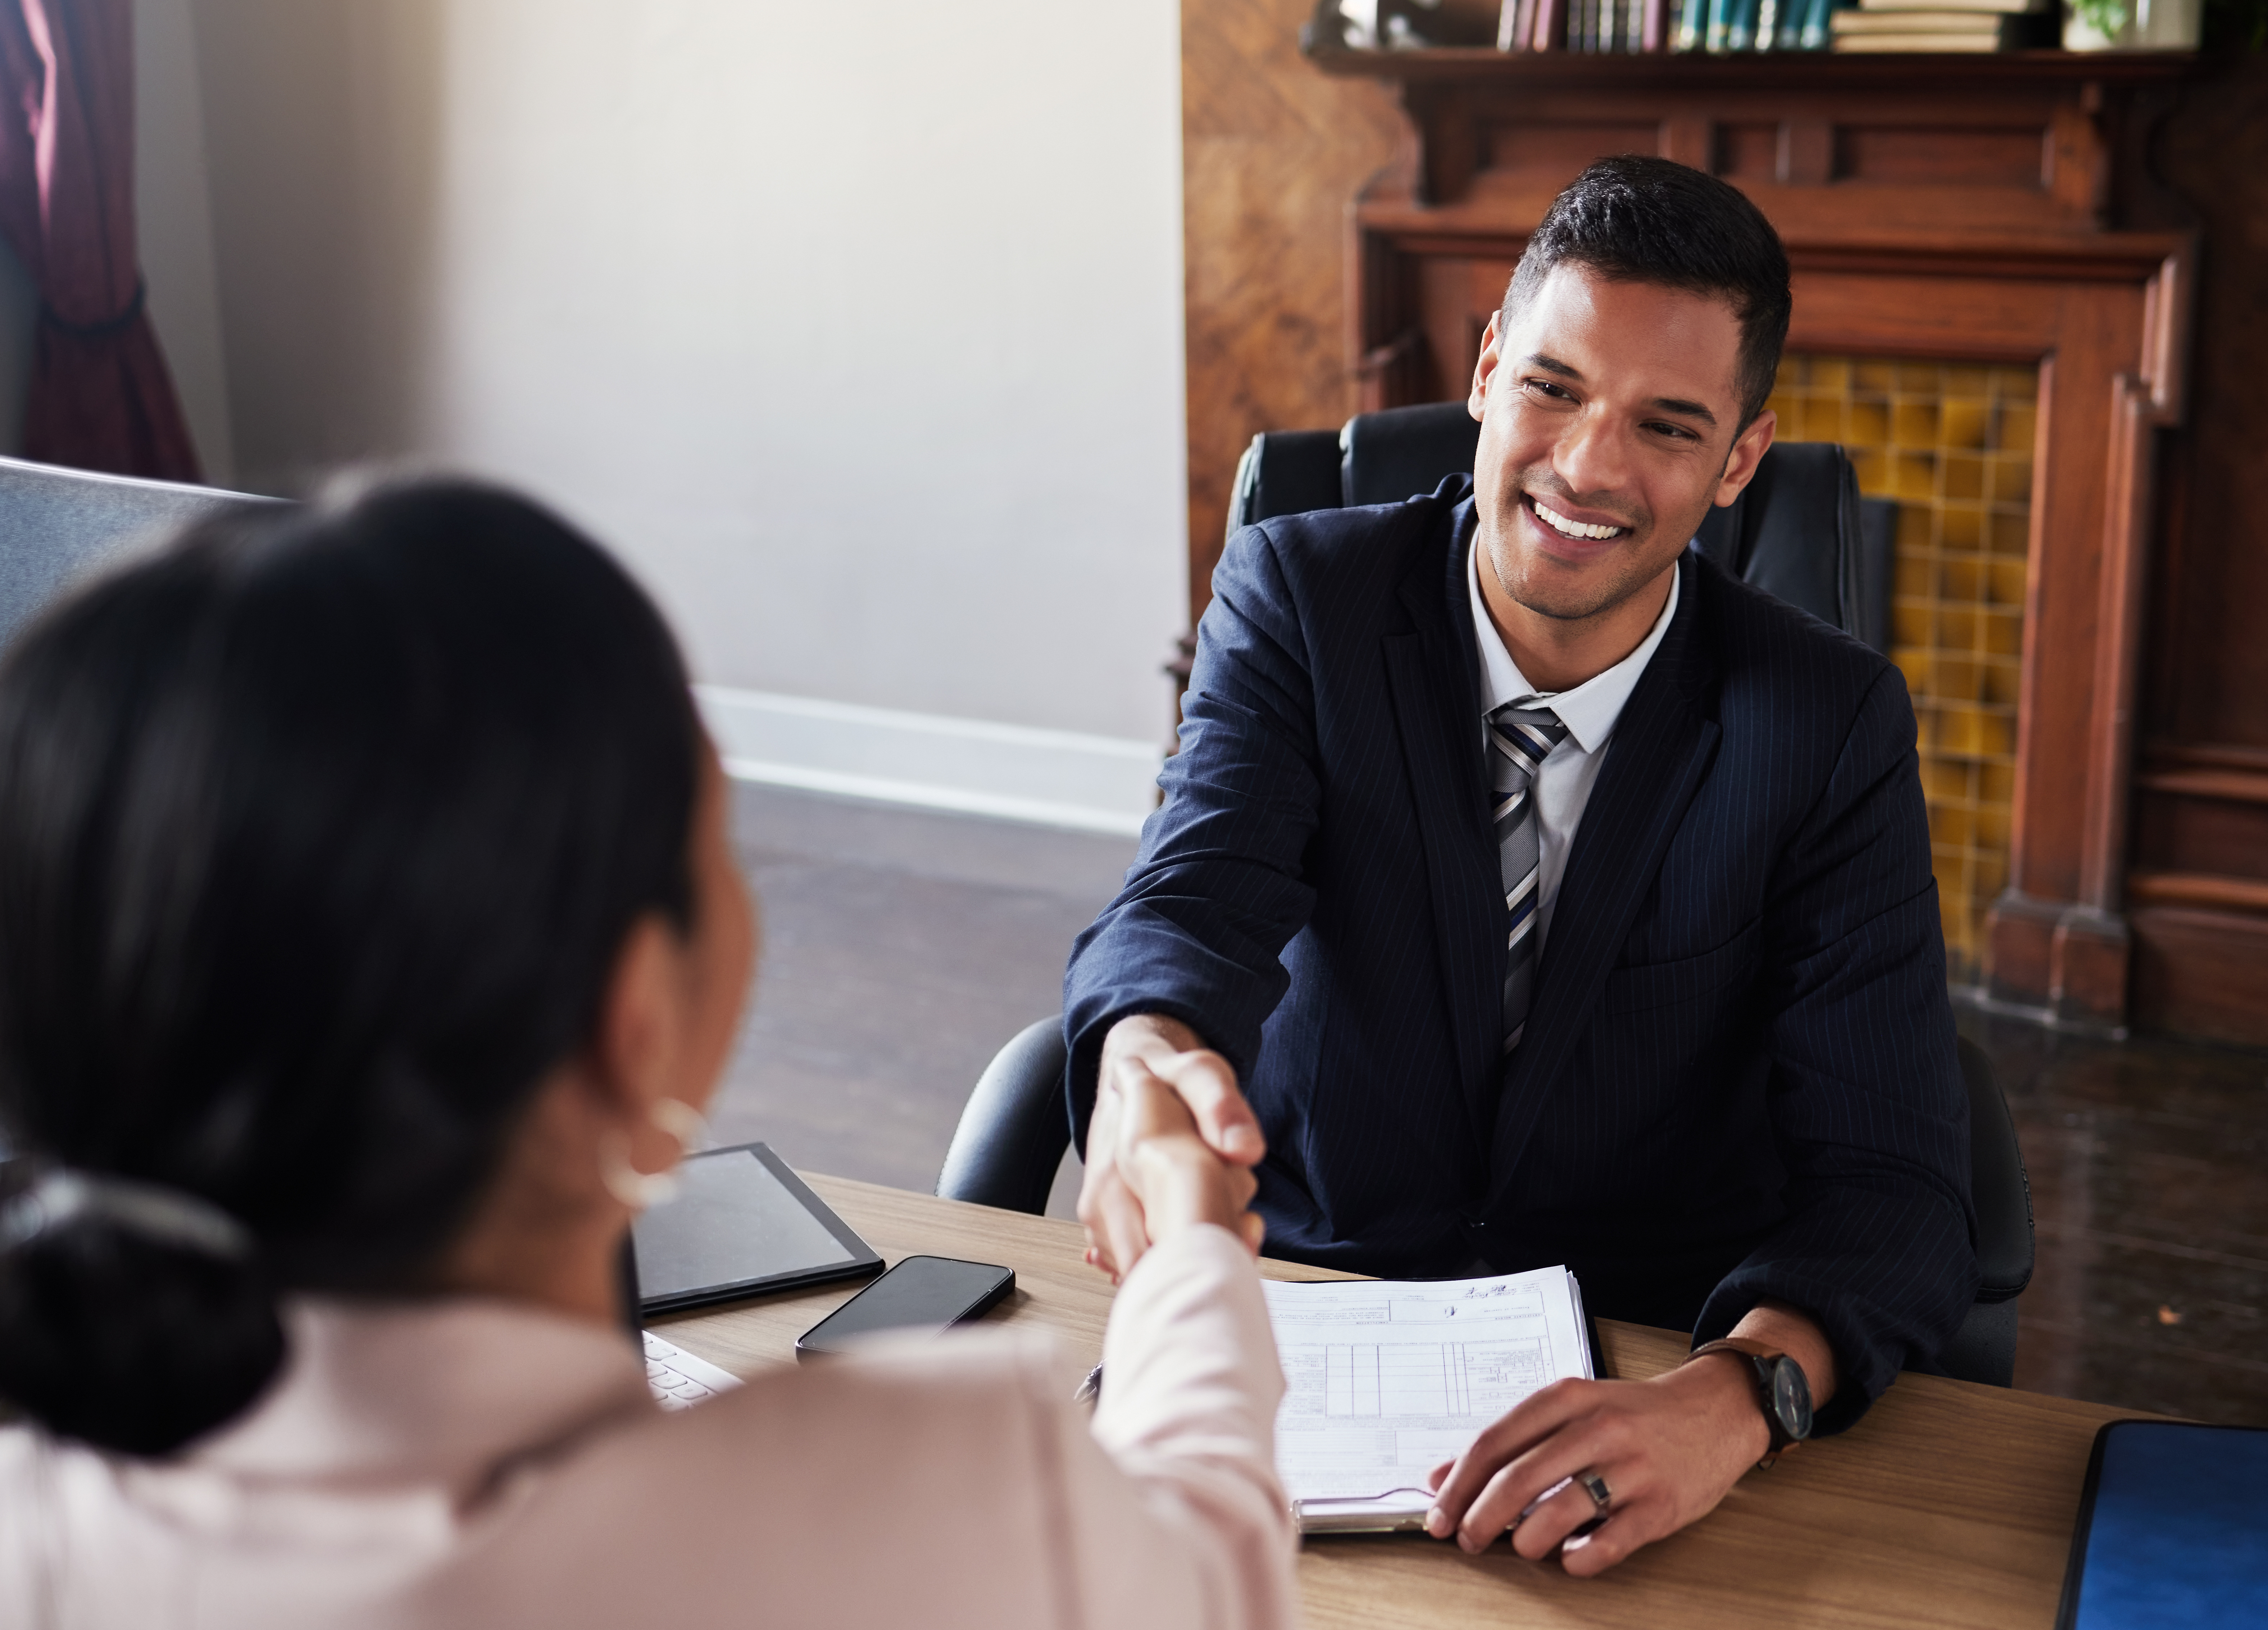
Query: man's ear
1713 407 1777 508
1469 311 1503 422
590 913 683 1126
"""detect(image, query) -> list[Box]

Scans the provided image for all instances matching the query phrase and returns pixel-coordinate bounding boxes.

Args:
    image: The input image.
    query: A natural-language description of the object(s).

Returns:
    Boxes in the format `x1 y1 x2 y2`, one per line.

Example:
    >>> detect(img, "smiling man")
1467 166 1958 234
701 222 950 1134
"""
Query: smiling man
1063 157 1977 1572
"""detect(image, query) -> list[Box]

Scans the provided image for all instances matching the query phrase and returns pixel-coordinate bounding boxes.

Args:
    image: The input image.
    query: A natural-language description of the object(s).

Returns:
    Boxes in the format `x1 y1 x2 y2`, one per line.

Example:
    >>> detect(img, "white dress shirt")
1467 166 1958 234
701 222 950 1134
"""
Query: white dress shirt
1467 535 1680 953
0 1226 1294 1630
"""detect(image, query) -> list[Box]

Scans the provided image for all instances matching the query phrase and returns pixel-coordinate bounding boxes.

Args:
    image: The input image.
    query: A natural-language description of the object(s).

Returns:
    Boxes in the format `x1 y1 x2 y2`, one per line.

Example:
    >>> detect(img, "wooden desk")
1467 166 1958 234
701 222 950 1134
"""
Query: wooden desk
655 1175 2142 1630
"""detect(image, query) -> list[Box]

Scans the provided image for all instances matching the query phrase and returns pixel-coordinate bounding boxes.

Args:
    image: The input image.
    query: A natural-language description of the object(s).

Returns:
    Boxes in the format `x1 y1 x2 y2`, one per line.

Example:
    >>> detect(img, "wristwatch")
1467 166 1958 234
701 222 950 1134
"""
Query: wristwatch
1687 1337 1813 1468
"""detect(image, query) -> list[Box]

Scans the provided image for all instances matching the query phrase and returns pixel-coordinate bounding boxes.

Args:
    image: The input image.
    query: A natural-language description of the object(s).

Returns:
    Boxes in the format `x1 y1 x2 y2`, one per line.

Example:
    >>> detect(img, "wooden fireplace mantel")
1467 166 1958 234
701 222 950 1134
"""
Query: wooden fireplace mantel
1303 42 2202 1030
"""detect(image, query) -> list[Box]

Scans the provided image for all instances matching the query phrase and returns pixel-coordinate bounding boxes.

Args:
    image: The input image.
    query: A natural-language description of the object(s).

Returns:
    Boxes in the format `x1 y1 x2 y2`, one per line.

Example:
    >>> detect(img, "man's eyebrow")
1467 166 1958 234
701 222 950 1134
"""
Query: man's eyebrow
1651 396 1719 429
1519 353 1723 430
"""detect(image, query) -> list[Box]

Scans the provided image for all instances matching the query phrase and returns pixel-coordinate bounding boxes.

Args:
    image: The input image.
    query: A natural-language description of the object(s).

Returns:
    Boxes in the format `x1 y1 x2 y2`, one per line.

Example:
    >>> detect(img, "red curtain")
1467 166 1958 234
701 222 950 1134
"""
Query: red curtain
0 0 197 480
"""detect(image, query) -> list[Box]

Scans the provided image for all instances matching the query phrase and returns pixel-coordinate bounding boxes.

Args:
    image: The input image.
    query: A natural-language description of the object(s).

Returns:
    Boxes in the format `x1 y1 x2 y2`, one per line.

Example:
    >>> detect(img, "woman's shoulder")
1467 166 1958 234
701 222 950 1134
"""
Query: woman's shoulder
421 1327 1089 1627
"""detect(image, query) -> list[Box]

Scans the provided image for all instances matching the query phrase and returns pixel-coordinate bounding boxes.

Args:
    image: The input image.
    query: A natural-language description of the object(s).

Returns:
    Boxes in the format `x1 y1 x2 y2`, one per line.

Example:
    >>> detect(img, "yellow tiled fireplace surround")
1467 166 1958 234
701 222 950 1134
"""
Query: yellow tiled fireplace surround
1764 355 2039 982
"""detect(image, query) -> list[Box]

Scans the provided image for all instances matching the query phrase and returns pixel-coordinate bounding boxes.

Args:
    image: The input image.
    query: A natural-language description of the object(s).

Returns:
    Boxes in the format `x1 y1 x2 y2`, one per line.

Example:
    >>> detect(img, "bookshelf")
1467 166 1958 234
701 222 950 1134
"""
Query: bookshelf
1305 43 2192 81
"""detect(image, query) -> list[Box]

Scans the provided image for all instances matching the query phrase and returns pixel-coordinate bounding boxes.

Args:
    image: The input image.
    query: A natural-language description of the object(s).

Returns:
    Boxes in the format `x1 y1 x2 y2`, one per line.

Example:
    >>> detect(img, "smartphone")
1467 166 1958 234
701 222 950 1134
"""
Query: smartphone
794 1255 1015 1359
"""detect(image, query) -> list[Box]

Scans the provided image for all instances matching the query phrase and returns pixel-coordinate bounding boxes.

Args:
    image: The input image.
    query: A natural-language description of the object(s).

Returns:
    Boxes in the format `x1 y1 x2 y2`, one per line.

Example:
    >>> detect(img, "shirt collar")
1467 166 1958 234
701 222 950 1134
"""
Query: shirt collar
1465 534 1681 755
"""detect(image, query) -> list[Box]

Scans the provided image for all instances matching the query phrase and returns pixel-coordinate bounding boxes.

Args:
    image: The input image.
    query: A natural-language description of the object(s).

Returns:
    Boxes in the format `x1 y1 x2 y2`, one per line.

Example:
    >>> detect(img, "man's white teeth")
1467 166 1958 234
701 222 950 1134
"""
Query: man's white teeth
1532 499 1626 541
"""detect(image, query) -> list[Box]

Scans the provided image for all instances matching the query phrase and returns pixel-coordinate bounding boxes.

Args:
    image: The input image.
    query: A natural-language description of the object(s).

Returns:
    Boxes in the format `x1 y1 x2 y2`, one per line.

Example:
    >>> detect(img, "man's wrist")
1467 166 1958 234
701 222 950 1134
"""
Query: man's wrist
1673 1349 1774 1464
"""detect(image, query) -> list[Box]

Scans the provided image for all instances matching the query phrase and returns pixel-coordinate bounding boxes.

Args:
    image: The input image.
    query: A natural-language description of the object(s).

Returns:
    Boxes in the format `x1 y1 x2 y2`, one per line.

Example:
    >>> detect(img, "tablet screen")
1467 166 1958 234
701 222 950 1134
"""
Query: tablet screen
2061 1421 2268 1630
632 1142 880 1312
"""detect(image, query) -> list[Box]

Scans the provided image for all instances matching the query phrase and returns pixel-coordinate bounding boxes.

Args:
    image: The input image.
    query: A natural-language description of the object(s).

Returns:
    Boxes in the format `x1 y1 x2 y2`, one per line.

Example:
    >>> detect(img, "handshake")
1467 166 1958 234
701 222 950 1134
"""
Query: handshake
1077 1013 1267 1282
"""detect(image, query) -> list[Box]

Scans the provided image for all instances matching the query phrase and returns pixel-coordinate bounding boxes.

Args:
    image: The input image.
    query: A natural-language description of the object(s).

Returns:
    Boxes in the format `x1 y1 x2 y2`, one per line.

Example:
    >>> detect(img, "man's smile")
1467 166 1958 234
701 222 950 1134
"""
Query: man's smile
1522 491 1633 545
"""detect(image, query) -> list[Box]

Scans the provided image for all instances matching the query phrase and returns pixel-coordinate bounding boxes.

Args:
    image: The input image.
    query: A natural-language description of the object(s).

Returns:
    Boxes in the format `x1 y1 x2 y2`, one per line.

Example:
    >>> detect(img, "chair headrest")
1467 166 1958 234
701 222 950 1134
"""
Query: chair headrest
1340 402 1481 510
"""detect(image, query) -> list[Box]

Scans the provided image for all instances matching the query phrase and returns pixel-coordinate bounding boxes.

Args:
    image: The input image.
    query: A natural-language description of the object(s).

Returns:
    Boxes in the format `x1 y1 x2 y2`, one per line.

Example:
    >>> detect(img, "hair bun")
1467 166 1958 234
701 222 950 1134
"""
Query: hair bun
0 1179 286 1456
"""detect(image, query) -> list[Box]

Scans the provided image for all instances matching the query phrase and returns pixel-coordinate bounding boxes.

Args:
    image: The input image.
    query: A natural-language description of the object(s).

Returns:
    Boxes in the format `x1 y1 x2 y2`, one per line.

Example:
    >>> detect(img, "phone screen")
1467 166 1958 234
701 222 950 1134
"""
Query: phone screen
796 1255 1014 1358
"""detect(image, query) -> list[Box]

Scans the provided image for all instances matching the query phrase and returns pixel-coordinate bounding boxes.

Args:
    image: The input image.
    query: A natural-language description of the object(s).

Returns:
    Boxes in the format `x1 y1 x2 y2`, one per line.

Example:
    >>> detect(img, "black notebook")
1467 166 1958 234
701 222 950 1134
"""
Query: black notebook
2056 1420 2268 1630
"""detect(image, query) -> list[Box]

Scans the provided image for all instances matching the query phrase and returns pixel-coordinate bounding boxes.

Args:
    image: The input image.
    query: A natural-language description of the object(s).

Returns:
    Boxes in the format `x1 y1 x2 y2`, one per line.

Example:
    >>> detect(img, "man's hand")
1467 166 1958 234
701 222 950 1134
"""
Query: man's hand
1079 1014 1265 1280
1422 1301 1839 1576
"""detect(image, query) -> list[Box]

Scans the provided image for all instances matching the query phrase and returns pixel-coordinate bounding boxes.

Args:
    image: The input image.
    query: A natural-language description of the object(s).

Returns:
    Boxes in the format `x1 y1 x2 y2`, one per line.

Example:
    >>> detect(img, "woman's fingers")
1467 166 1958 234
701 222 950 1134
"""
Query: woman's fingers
1117 1059 1203 1143
1076 1078 1138 1277
1090 1165 1153 1280
1223 1161 1258 1212
1150 1046 1265 1164
1236 1207 1267 1254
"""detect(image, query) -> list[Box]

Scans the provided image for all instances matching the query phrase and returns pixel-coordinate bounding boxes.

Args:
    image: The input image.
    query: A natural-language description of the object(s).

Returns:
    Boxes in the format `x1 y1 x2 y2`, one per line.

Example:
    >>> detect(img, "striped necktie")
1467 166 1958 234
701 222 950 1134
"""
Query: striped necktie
1487 702 1571 1053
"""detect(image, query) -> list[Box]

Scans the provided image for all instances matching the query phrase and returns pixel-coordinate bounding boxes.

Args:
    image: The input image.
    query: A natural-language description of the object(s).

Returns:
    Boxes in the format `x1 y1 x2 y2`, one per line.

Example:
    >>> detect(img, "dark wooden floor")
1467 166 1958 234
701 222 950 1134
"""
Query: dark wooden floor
1967 1004 2268 1427
712 782 1119 1216
719 782 2268 1427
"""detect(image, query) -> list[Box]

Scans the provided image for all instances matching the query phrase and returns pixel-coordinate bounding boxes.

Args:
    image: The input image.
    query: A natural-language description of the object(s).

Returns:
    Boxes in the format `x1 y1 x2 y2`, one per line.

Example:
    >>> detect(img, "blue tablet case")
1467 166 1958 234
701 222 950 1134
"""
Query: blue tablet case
2056 1420 2268 1630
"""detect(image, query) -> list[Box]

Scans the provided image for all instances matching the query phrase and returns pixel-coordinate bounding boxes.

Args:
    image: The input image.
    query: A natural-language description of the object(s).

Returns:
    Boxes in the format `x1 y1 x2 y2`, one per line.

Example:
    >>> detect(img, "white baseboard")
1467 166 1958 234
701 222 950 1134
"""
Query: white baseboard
695 685 1163 837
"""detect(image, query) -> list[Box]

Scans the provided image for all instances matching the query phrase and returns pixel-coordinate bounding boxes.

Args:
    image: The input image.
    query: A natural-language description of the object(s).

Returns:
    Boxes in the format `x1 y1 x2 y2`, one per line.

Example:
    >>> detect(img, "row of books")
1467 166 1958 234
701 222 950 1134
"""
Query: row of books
1675 0 1840 49
1496 0 1669 50
1489 0 2051 50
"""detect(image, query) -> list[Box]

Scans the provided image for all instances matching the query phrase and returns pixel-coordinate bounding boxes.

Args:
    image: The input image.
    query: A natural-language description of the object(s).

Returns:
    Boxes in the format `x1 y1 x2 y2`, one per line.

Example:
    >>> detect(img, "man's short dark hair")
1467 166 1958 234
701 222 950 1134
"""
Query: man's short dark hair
1504 156 1792 429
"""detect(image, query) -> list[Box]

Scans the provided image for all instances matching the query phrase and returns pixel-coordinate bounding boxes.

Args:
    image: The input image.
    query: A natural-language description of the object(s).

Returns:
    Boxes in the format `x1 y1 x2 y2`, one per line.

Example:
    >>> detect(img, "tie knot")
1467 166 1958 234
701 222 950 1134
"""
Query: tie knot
1487 703 1569 779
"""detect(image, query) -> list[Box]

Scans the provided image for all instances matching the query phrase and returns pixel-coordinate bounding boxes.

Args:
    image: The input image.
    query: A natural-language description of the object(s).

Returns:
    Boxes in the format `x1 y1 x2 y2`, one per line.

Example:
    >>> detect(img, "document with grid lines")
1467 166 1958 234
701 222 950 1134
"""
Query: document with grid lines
1262 1266 1593 1533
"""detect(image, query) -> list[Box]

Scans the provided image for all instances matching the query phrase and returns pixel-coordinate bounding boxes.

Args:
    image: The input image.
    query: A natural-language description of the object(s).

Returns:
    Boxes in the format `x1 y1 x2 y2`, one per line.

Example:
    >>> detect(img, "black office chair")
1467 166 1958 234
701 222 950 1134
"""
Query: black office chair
935 1017 1073 1215
937 1018 2034 1388
1228 400 1898 655
1942 1034 2035 1386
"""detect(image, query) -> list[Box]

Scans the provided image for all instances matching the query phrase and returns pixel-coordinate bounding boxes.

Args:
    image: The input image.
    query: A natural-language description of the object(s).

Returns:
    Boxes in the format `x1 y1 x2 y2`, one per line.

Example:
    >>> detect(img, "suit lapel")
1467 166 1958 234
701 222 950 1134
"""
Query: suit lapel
1382 496 1503 1146
1485 553 1722 1209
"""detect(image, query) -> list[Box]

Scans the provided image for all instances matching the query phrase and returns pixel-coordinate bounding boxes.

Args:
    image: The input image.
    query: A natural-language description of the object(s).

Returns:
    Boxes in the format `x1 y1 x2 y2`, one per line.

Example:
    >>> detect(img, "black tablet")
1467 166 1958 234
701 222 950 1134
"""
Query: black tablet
2055 1419 2268 1630
631 1141 882 1314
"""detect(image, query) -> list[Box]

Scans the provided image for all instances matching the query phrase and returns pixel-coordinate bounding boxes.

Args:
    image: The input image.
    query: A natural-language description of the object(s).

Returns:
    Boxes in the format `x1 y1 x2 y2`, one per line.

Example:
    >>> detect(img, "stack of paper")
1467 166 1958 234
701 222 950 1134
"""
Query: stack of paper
1262 1265 1595 1534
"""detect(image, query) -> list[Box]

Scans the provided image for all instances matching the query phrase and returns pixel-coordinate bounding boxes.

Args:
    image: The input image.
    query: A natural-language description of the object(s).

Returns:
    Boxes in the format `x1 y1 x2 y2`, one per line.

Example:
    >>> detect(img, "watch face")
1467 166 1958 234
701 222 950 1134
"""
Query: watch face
1771 1357 1814 1440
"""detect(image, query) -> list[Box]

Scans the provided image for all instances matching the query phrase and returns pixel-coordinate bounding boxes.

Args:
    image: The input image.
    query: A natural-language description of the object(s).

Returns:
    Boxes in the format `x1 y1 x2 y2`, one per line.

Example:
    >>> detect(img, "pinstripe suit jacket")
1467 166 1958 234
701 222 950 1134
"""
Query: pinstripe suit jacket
1064 478 1978 1429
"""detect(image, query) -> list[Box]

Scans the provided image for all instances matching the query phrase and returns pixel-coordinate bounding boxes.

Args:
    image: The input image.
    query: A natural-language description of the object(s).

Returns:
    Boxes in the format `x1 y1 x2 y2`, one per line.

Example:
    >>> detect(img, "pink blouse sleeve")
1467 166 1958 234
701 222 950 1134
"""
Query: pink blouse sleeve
1044 1223 1298 1630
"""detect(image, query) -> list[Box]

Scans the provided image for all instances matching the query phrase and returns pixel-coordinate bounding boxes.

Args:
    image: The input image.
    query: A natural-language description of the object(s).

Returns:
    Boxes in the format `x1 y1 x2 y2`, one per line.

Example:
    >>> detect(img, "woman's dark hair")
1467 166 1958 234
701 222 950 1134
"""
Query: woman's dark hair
0 476 702 1456
1504 154 1794 428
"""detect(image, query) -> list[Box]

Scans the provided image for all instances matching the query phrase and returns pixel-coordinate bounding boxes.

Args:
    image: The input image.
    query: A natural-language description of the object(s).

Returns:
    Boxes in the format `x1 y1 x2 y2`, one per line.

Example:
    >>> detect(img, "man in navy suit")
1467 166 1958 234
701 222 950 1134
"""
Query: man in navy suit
1063 157 1976 1573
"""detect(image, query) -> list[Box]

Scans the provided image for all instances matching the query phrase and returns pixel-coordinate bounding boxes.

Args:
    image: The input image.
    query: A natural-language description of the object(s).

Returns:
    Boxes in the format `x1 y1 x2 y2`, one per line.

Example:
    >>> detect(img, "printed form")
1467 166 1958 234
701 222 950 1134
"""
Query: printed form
1261 1265 1594 1532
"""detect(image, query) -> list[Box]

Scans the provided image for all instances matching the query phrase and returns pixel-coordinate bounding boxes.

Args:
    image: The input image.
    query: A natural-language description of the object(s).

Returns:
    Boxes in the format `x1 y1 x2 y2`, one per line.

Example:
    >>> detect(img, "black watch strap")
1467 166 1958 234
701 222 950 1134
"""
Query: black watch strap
1687 1337 1806 1467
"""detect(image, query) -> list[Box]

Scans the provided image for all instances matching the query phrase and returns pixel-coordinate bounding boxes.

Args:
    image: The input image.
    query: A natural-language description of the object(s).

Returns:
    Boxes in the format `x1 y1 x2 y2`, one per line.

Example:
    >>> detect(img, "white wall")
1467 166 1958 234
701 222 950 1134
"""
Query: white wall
167 0 1188 766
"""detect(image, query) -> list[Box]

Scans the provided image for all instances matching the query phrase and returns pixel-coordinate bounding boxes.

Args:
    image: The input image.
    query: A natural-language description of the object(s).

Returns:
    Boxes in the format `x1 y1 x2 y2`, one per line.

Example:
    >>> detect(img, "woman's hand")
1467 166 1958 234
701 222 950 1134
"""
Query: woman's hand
1092 1050 1265 1279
